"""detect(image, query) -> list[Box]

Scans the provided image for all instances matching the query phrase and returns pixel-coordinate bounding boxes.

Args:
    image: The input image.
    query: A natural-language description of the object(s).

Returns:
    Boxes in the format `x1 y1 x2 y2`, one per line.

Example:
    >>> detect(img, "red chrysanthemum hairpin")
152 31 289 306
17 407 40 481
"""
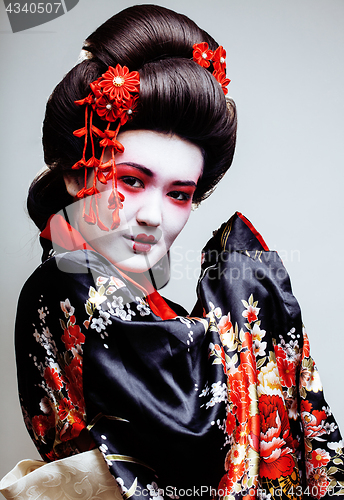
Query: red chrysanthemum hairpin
193 43 231 95
72 64 140 231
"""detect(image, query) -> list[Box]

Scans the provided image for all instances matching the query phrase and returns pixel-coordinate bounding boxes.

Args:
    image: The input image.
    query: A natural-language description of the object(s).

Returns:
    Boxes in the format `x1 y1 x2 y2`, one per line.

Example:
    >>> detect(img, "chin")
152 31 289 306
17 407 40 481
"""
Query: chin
114 252 162 275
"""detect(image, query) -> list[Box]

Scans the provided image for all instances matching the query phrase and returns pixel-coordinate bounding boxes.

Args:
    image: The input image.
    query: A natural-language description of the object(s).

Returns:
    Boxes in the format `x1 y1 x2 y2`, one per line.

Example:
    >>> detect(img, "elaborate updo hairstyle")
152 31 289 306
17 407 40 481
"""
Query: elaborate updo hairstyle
28 4 237 231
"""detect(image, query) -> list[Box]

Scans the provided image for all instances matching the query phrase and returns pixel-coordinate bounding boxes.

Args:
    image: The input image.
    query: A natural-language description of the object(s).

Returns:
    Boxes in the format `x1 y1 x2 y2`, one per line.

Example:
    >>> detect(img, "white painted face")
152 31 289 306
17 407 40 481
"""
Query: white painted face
65 130 204 276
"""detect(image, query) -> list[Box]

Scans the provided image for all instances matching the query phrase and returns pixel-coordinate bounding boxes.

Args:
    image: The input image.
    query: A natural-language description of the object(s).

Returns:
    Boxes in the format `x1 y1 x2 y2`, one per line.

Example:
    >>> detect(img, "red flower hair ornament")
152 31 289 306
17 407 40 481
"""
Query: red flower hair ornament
193 43 231 95
72 64 140 231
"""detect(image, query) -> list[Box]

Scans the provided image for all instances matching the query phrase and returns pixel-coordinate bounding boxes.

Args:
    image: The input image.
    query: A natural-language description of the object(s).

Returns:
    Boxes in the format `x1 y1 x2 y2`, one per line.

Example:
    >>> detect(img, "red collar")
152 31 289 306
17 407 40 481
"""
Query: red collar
40 214 94 252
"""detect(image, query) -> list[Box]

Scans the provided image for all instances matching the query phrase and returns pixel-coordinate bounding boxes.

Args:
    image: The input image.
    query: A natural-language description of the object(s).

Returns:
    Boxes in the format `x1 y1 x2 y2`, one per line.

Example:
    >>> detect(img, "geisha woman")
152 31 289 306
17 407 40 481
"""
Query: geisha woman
1 4 344 500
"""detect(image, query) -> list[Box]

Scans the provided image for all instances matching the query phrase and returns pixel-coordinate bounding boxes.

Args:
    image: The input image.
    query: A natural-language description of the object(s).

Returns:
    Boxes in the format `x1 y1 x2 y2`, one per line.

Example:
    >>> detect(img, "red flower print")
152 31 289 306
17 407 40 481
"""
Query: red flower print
110 276 126 289
248 414 260 453
300 367 311 388
96 276 108 286
228 370 250 424
218 313 235 347
240 349 256 385
258 394 295 479
226 412 236 436
60 408 86 442
213 70 231 95
235 422 249 445
301 400 327 439
193 42 213 68
240 330 252 349
227 461 246 483
218 473 234 497
45 449 59 461
218 313 232 335
274 345 286 360
212 46 227 71
302 330 311 358
308 468 330 500
61 324 85 351
64 357 85 411
58 398 74 421
275 348 296 388
44 366 63 391
311 449 331 468
32 413 55 437
98 65 140 102
214 343 227 374
242 304 259 323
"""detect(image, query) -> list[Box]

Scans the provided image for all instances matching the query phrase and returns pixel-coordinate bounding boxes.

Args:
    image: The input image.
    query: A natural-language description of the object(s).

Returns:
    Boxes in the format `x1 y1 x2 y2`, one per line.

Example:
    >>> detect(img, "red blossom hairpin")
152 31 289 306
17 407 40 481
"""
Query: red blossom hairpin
72 64 140 231
193 43 231 95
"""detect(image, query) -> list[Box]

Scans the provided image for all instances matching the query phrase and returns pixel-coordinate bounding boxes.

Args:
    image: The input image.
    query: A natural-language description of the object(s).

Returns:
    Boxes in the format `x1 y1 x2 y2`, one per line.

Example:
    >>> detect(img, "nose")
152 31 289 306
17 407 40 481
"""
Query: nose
136 192 162 227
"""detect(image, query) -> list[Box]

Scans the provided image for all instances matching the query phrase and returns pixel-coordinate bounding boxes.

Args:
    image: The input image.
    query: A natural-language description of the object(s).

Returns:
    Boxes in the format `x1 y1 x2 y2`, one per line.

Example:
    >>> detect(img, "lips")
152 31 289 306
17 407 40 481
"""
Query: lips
124 233 158 253
134 233 157 244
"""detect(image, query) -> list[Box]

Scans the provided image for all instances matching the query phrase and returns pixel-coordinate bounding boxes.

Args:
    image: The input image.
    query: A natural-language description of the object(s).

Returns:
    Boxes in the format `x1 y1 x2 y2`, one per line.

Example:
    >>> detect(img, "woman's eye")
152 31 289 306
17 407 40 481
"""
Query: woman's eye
120 176 144 189
168 191 191 202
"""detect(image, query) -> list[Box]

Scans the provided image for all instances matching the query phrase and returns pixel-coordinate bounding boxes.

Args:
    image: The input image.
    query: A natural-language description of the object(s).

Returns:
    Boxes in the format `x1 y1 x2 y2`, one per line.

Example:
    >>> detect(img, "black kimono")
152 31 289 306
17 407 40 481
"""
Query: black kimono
15 212 344 499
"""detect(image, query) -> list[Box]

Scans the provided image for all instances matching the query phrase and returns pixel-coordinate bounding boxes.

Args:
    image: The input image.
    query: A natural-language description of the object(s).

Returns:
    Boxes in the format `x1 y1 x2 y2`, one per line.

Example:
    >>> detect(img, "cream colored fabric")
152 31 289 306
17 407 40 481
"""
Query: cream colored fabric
0 449 123 499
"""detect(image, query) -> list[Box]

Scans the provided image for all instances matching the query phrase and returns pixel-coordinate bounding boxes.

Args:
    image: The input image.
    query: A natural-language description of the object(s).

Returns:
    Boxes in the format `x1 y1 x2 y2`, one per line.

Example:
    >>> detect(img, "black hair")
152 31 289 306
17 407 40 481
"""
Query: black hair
28 4 237 230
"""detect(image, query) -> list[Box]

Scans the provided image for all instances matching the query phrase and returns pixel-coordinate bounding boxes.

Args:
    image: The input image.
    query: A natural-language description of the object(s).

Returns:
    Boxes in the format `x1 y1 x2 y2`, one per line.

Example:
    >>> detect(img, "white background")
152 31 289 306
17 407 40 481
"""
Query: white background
0 0 343 482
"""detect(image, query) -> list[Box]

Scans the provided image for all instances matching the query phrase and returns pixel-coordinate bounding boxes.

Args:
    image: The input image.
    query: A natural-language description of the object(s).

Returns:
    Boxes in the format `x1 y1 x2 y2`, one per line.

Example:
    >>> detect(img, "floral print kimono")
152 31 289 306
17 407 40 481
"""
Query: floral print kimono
15 211 344 499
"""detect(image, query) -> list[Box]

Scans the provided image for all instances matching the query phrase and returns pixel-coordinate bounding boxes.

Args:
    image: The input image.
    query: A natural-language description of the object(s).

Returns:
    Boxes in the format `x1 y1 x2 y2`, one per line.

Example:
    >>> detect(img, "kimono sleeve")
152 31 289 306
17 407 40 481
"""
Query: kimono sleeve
197 241 344 499
15 257 88 461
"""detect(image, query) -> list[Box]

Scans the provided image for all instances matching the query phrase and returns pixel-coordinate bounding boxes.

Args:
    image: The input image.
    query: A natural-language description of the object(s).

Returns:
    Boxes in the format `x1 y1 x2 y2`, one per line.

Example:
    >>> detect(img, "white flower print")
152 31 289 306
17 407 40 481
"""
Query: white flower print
39 396 52 414
116 477 128 494
278 335 300 362
136 297 151 316
322 406 332 417
99 443 108 454
257 489 272 500
60 298 75 317
97 307 112 327
257 360 283 397
96 276 109 287
200 381 227 409
38 307 46 322
147 481 164 499
112 296 124 309
179 317 192 328
242 304 259 323
90 317 106 333
324 422 337 434
42 326 52 338
108 296 136 321
241 294 260 324
327 439 344 452
305 367 323 393
199 384 210 398
35 326 58 357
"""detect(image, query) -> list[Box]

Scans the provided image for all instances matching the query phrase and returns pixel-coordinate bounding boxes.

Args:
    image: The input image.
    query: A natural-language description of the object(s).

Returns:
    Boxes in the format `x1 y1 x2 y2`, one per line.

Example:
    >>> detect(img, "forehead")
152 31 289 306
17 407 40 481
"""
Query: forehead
116 130 204 181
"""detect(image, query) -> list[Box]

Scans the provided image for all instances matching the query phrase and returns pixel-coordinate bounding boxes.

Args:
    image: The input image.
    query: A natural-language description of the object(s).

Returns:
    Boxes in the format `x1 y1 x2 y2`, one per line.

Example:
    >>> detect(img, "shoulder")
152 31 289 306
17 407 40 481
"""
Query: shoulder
19 250 110 294
16 250 106 328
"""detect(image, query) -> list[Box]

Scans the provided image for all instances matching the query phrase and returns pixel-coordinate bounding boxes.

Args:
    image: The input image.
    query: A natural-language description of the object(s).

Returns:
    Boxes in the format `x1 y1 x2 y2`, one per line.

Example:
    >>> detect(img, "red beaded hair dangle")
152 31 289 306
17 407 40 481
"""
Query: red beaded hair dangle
72 64 140 231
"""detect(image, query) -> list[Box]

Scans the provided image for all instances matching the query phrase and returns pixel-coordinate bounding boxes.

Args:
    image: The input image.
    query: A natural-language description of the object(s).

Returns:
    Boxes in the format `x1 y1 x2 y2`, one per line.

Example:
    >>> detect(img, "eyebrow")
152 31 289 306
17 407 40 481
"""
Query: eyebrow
116 162 197 187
